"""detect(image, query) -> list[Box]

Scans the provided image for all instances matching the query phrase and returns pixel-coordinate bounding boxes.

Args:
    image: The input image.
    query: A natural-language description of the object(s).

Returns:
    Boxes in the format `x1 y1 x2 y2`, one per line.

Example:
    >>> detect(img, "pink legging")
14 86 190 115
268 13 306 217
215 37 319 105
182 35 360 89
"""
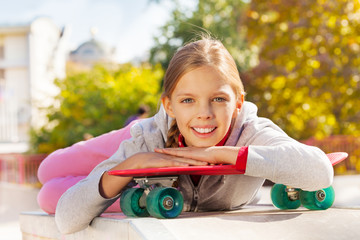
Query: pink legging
37 122 136 214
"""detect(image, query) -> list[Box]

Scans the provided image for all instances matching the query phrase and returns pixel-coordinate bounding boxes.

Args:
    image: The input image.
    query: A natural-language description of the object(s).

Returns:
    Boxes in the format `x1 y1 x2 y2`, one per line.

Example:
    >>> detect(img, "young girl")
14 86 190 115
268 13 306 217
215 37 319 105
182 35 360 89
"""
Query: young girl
44 37 333 234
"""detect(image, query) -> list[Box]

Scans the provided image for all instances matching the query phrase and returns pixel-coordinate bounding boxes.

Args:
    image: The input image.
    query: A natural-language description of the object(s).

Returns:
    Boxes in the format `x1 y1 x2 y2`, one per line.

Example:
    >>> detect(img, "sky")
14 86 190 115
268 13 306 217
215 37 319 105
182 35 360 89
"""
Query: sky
0 0 185 63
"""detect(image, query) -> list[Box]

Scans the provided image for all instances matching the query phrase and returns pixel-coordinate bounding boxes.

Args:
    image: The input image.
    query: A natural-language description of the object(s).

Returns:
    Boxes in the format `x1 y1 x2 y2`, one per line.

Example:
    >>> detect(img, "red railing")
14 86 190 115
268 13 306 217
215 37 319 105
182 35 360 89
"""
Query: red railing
302 135 360 174
0 153 47 187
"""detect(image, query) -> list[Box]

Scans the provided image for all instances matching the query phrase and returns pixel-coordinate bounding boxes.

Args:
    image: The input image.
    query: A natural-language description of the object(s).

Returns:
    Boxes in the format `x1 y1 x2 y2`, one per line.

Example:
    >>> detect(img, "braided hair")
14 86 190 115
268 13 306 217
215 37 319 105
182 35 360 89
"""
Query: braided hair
165 119 180 148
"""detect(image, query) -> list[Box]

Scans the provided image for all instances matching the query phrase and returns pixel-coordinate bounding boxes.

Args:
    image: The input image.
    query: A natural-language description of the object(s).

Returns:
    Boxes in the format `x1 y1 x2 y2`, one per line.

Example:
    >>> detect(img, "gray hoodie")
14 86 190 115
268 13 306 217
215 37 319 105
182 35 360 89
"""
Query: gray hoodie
55 102 333 234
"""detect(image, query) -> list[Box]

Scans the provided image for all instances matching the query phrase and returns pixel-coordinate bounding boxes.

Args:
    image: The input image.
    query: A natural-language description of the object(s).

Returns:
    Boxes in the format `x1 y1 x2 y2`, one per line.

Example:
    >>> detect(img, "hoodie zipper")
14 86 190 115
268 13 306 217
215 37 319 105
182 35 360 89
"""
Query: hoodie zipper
191 189 199 212
189 176 203 212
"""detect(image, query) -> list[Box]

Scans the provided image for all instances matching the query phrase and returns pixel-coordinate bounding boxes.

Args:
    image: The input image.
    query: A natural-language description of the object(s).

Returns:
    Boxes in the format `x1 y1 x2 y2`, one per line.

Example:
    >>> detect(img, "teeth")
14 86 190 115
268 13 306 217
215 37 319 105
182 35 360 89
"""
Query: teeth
193 127 216 134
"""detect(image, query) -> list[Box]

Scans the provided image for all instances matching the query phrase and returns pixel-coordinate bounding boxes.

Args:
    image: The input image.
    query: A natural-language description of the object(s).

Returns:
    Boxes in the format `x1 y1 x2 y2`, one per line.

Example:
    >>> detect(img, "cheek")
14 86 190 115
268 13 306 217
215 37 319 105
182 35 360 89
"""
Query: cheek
174 112 189 129
219 104 237 120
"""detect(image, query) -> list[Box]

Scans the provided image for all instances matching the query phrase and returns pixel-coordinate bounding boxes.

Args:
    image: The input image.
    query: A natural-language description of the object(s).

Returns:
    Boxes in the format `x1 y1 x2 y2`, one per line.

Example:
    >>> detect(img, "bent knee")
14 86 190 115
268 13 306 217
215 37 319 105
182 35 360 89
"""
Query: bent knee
38 176 85 214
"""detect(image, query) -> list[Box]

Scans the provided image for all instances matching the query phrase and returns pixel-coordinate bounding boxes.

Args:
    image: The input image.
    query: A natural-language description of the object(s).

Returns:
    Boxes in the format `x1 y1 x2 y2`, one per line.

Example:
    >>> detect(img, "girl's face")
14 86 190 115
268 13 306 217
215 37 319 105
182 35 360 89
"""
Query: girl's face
162 66 243 147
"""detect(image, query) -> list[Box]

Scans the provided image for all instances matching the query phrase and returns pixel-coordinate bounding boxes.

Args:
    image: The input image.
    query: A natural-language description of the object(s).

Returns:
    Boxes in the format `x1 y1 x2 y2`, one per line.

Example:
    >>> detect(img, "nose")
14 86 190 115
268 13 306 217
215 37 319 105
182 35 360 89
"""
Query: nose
197 102 214 120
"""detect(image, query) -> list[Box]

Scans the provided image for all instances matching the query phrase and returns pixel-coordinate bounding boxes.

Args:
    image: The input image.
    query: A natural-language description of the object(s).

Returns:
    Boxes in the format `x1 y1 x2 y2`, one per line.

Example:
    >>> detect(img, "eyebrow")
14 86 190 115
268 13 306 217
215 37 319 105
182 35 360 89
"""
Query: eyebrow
174 90 231 98
174 93 195 98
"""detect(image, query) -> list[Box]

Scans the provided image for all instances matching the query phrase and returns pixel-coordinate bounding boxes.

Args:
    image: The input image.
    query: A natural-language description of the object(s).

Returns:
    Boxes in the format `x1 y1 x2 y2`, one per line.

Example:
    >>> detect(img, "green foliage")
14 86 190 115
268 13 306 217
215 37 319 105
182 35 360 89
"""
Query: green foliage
30 64 164 153
243 0 360 140
152 0 360 140
149 0 252 71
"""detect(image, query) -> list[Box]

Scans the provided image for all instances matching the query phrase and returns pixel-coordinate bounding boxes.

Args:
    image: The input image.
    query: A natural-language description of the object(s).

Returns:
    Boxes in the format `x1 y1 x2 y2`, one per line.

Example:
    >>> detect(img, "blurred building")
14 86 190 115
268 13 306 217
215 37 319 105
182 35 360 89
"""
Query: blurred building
68 28 116 69
0 17 69 152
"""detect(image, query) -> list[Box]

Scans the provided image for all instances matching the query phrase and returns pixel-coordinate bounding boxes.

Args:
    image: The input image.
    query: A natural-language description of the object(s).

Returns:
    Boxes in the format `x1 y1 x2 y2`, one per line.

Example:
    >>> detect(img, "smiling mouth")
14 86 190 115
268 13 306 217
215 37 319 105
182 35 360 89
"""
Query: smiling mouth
192 127 216 134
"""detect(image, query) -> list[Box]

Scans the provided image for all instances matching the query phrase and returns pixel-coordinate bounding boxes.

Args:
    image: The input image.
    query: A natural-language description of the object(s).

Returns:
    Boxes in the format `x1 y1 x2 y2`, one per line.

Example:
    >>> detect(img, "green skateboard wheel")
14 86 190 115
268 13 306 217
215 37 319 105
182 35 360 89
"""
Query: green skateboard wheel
300 186 335 210
271 184 301 209
146 187 184 219
120 188 149 217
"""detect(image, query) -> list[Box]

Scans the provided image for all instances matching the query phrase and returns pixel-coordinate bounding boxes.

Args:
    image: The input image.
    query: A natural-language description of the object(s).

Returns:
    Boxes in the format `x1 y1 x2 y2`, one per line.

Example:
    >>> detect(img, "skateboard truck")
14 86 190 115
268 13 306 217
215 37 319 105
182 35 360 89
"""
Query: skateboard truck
134 176 179 190
285 187 299 201
120 176 184 218
133 176 179 210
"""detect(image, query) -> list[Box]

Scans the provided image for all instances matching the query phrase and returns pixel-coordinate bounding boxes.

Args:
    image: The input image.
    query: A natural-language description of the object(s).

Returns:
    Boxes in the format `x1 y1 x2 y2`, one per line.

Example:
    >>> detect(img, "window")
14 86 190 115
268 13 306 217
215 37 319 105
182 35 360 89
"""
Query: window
0 37 4 59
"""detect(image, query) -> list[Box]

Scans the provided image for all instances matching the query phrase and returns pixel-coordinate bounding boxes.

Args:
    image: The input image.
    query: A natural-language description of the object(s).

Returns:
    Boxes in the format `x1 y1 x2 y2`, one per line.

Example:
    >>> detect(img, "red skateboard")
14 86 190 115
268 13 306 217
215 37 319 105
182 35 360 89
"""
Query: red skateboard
108 152 348 218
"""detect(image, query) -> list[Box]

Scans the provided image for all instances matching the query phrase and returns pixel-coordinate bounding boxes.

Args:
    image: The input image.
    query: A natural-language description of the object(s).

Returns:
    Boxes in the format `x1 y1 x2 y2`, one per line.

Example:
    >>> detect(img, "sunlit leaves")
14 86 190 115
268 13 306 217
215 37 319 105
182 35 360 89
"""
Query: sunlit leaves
149 0 251 71
244 0 360 140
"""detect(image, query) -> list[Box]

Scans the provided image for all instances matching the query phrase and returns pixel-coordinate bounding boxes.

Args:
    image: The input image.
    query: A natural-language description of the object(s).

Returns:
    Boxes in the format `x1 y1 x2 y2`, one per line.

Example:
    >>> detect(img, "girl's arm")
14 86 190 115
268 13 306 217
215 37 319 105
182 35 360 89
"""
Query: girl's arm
155 135 333 191
99 152 206 198
55 150 206 234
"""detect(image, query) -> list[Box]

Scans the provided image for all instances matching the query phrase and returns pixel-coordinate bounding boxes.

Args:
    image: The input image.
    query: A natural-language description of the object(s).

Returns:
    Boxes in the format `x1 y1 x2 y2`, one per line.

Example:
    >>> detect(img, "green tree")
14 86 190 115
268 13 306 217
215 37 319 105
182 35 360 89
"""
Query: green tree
31 63 164 153
149 0 251 72
243 0 360 140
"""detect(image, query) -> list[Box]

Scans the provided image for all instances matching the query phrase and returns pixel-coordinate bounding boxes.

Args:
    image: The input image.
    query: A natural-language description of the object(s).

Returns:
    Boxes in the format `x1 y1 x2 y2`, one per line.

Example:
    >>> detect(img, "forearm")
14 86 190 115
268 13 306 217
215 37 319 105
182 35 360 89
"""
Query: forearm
99 158 139 199
245 144 333 191
213 146 239 165
202 144 333 191
55 169 121 234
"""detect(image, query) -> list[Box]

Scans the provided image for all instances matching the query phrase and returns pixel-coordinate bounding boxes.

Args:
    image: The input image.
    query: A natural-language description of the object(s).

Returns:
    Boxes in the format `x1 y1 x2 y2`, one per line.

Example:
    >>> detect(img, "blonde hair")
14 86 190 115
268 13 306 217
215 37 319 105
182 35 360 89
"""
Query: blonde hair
163 37 245 148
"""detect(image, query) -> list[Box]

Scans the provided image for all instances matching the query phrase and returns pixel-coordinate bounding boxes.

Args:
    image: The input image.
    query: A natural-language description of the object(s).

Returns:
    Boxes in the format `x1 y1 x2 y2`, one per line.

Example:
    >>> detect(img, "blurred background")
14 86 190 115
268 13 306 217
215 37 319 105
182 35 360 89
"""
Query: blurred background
0 0 359 239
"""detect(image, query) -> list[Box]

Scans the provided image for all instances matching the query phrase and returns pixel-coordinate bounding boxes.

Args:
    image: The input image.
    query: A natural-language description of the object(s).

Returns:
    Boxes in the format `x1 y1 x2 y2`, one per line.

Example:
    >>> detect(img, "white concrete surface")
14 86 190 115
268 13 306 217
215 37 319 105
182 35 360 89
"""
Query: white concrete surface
332 175 360 208
0 183 40 240
20 206 360 240
18 175 360 240
158 207 360 240
0 221 22 240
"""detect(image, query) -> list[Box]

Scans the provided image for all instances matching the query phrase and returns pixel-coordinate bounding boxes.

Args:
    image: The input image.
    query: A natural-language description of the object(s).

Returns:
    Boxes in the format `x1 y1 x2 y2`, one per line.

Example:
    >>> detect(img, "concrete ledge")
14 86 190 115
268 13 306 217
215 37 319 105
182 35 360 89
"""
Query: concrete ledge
19 212 178 240
20 206 360 240
19 175 360 240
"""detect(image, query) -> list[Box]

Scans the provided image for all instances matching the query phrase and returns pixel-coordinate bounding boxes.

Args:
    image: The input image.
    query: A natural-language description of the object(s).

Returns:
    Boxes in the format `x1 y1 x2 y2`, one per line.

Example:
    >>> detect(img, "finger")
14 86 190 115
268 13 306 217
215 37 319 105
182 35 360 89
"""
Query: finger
154 148 164 153
143 158 189 168
163 148 211 163
160 160 189 167
169 156 208 166
154 148 193 160
157 158 204 167
154 148 181 156
157 147 193 158
155 148 213 164
157 153 206 165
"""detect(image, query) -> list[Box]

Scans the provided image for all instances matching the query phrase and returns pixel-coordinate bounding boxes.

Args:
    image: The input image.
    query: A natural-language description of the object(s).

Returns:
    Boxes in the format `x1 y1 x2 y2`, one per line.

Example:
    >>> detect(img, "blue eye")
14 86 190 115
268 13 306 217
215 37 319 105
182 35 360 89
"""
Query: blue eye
181 98 194 103
213 97 226 102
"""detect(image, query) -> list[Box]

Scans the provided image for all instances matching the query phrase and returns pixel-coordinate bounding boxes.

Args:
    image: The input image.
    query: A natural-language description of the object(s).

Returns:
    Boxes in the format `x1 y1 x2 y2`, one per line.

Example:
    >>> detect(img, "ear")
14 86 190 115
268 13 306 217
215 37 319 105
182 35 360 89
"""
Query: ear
161 96 176 118
236 94 244 109
232 94 244 119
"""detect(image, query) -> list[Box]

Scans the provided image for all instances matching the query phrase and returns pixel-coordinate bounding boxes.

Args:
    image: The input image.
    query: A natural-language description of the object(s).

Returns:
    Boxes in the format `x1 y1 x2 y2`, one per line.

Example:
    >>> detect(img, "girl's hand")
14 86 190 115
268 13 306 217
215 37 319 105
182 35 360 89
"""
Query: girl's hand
124 152 208 169
154 146 239 165
100 152 207 199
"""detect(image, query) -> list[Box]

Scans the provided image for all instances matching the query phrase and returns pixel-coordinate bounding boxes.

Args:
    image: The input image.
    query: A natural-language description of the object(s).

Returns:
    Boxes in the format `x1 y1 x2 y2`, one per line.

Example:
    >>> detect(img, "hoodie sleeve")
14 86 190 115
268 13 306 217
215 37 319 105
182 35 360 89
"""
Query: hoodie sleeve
241 117 333 191
54 106 171 234
54 135 141 234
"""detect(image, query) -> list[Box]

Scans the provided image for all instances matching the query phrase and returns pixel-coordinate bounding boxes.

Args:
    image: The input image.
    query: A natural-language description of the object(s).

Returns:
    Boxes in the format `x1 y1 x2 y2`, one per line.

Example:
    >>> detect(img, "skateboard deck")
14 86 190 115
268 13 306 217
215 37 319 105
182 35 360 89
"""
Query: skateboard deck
108 152 348 177
116 152 348 218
